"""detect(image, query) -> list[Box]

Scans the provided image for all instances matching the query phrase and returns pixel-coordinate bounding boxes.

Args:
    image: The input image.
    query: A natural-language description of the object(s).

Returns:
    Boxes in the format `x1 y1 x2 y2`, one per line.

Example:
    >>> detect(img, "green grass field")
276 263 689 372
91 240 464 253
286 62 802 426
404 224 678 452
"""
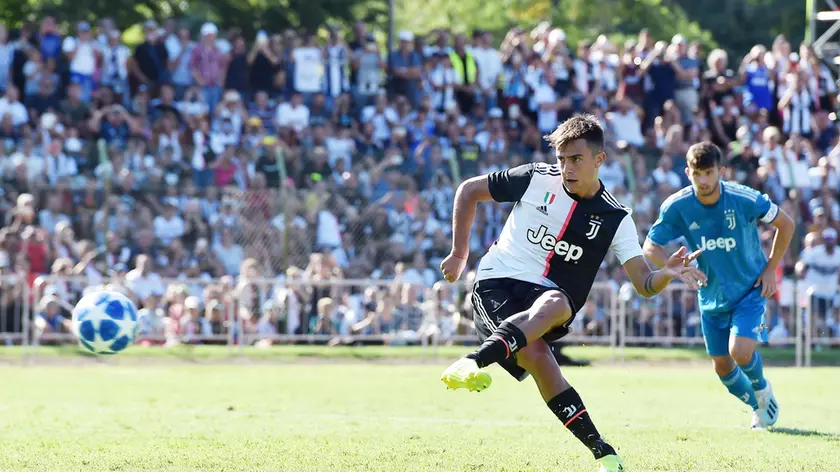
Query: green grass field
0 347 838 471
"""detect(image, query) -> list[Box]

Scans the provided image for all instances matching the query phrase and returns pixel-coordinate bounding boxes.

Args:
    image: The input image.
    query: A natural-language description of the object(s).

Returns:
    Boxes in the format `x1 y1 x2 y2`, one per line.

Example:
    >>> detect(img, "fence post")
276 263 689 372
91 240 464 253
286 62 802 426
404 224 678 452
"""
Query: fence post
796 288 804 368
20 276 29 353
618 282 634 363
30 276 47 354
609 283 618 362
804 286 815 368
227 288 236 356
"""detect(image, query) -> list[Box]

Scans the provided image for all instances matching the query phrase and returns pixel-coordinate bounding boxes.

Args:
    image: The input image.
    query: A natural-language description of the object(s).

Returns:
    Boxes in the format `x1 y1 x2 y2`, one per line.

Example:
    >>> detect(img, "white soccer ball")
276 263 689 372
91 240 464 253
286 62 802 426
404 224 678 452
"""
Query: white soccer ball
71 291 139 355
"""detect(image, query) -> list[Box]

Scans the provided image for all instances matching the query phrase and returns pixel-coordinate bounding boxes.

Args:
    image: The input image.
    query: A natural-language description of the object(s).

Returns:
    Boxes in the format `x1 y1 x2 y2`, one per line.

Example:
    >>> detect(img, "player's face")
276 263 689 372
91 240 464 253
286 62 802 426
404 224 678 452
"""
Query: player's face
686 165 721 197
556 139 605 196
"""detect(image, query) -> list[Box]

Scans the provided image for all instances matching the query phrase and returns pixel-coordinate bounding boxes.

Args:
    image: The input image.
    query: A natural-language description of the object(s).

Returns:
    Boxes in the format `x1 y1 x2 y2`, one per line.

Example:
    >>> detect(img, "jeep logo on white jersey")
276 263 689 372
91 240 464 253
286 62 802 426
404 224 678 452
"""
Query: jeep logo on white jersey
697 236 737 252
526 225 584 262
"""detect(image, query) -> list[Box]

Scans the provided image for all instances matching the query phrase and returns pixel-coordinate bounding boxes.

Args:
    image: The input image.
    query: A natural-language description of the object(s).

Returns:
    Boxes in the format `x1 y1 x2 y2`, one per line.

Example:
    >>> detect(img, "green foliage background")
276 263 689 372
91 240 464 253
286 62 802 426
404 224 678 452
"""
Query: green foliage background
0 0 809 55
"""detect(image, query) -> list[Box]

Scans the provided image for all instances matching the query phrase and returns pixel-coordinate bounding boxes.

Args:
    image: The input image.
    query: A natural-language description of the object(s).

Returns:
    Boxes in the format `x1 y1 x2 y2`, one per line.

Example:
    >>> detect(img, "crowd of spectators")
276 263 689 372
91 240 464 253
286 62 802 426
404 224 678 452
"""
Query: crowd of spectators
0 17 837 345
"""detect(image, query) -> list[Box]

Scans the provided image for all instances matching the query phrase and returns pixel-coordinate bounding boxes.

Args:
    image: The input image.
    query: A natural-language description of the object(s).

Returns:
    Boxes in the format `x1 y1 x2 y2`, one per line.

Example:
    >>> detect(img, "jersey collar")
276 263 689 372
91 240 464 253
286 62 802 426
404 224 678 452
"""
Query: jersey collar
562 180 605 202
693 180 725 208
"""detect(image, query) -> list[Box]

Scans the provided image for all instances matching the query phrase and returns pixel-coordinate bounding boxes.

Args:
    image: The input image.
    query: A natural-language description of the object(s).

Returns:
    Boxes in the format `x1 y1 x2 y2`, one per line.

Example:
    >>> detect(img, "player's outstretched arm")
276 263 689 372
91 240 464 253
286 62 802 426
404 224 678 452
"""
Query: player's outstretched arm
440 175 495 283
642 239 670 269
622 248 706 298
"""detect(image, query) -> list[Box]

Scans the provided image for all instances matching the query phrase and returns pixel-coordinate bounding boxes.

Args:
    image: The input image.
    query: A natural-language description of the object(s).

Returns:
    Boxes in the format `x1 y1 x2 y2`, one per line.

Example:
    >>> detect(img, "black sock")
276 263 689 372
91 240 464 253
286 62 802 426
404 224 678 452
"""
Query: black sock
547 388 615 460
466 321 527 368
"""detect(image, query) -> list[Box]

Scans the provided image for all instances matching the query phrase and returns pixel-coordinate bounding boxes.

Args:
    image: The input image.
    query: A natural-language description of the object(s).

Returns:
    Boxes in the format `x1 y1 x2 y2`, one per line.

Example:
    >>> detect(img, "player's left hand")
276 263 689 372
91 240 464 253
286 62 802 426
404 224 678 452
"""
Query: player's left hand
754 266 777 298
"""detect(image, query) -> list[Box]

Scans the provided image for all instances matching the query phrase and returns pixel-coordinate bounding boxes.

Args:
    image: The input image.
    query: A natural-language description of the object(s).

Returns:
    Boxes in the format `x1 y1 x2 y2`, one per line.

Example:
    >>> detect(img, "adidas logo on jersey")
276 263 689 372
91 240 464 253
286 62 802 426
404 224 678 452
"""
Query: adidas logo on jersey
697 236 737 252
527 225 584 262
537 206 548 215
689 222 700 230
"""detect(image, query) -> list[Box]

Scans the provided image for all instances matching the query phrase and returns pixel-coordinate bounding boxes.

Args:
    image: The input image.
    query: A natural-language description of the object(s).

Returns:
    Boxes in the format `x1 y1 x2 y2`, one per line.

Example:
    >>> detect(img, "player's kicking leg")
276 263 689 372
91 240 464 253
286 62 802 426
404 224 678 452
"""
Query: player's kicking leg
441 289 624 471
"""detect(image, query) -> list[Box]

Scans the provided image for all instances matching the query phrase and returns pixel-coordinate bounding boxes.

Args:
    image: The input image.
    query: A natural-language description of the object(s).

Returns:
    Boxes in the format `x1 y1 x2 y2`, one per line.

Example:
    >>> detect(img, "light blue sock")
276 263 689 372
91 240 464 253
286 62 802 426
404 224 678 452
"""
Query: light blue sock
740 351 767 391
720 366 758 410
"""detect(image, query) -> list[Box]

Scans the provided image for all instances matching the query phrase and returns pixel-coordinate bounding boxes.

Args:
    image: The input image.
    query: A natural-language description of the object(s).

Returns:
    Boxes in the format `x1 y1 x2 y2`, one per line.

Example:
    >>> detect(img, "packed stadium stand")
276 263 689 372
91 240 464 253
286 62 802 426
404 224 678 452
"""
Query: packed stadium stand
0 18 838 348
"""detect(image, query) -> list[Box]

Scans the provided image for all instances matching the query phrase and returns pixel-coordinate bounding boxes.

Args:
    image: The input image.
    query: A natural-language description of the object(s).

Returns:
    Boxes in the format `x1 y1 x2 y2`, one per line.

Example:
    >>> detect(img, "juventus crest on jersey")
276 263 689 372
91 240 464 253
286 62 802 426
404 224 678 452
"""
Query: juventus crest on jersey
476 162 643 313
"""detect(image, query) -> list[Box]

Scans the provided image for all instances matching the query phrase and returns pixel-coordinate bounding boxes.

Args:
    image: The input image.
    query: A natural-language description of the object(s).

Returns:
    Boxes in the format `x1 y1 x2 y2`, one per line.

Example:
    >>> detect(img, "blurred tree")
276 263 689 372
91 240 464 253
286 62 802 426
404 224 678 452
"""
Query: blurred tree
395 0 714 49
672 0 807 55
2 0 805 56
10 0 387 38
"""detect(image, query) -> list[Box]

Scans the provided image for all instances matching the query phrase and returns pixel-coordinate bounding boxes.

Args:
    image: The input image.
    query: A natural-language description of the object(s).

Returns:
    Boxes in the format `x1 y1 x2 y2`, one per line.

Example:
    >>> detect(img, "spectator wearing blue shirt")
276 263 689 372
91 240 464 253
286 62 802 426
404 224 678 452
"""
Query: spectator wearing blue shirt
388 31 422 107
90 104 140 149
35 294 72 340
38 17 62 68
740 45 773 111
672 35 699 126
641 41 676 129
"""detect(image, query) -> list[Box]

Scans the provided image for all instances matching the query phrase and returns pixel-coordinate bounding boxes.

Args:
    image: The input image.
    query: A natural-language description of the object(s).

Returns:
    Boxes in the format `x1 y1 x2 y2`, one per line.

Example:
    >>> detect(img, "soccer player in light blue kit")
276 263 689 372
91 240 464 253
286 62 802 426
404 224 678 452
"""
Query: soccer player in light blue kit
643 142 795 430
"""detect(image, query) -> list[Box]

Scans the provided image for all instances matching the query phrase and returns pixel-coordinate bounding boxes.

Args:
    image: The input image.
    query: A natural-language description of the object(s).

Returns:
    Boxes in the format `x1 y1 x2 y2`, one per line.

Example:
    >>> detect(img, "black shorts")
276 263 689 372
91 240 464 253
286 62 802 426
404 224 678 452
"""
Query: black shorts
471 277 576 381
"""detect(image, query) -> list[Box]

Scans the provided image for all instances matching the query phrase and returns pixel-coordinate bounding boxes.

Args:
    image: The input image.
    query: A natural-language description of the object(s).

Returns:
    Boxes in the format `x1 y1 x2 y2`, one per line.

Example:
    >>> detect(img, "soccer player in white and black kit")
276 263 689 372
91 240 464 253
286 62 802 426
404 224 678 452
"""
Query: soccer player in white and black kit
439 115 707 472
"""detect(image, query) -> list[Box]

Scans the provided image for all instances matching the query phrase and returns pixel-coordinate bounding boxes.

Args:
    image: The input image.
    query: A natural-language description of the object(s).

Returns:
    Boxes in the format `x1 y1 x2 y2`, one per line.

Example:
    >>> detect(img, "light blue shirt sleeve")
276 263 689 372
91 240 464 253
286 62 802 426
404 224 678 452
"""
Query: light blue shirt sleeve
647 200 683 246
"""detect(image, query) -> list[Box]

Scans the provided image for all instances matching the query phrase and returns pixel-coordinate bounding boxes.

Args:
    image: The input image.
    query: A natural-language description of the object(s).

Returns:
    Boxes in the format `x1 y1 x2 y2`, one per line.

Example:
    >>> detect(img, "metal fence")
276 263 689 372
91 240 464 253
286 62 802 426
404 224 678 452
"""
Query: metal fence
0 275 27 346
30 274 238 352
0 274 834 366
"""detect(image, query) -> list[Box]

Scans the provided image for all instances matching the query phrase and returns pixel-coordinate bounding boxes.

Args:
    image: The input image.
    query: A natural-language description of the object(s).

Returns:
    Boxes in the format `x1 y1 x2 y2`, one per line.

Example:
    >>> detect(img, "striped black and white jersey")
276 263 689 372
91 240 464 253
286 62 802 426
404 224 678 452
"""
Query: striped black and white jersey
475 162 643 313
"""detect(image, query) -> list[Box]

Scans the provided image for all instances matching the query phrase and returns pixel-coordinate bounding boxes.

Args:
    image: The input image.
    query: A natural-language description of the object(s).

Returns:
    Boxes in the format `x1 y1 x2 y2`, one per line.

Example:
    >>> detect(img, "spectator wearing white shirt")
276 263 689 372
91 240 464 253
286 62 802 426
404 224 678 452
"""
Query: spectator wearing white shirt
167 26 196 99
809 156 840 192
472 31 502 109
534 69 560 135
315 207 342 250
361 93 398 142
573 41 593 96
325 126 356 170
0 25 14 93
352 33 382 108
153 202 185 245
38 194 71 235
652 155 682 190
125 255 166 301
429 53 457 113
9 139 45 185
275 92 310 134
45 140 78 185
599 154 626 193
608 98 645 147
293 34 325 100
213 228 244 276
62 22 101 102
796 228 840 333
0 86 29 127
100 30 131 103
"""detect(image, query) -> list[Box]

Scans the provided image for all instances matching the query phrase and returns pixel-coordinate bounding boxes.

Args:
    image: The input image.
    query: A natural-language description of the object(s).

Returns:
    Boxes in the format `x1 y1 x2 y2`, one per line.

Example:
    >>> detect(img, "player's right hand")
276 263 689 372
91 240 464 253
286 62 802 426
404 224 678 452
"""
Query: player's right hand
440 252 468 283
664 247 707 289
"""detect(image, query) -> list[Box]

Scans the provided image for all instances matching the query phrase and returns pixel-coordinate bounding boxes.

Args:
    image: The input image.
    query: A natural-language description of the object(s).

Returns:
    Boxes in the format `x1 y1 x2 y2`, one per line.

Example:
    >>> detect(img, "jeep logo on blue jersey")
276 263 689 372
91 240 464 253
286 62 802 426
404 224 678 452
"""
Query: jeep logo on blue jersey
526 225 584 262
697 236 737 252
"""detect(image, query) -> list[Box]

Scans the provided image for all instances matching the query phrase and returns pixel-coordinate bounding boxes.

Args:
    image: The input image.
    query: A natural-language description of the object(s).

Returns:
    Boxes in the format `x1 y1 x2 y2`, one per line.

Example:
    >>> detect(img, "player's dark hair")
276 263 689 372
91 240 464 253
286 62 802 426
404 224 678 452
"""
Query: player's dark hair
686 141 723 170
544 114 605 153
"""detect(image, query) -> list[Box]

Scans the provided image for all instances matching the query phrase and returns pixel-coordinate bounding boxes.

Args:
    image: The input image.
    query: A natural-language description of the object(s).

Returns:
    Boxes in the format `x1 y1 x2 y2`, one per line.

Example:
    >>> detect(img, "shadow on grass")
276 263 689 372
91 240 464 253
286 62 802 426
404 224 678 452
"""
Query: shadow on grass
770 427 840 440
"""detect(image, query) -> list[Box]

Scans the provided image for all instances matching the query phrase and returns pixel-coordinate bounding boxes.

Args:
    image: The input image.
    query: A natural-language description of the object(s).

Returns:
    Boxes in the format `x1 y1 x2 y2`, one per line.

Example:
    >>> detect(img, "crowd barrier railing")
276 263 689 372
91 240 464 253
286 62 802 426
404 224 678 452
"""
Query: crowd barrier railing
617 282 830 367
31 274 238 352
0 275 28 346
803 284 840 367
235 277 468 354
17 275 837 366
